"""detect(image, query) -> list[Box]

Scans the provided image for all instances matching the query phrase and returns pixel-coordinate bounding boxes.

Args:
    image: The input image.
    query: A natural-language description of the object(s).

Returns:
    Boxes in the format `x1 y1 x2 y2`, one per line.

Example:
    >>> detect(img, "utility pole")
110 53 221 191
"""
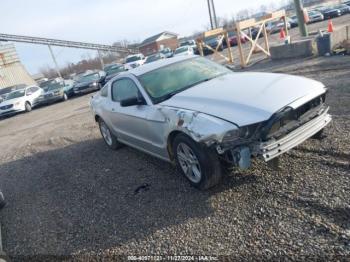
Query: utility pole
207 0 218 30
207 0 214 30
294 0 308 37
97 50 104 69
211 0 218 28
47 45 62 78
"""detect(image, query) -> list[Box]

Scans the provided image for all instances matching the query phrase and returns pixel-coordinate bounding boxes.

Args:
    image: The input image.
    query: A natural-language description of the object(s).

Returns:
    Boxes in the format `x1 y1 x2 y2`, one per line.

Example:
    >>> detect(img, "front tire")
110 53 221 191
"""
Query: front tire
62 93 68 101
98 119 123 150
173 134 222 190
312 129 325 139
25 102 32 112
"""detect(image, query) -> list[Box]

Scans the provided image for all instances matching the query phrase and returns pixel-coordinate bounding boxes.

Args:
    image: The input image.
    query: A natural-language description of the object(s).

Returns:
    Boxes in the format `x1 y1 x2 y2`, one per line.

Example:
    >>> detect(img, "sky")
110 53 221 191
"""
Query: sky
0 0 277 74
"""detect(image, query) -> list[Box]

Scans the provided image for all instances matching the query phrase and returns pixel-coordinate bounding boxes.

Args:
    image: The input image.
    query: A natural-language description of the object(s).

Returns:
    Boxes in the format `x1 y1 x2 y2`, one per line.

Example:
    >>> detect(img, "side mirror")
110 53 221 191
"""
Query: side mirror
120 96 145 107
26 92 32 96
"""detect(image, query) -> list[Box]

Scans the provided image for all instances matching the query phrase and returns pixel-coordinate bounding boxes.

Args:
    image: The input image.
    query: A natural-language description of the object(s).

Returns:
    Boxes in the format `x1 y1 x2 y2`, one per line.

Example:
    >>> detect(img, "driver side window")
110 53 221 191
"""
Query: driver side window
111 78 141 102
26 87 33 95
31 86 39 92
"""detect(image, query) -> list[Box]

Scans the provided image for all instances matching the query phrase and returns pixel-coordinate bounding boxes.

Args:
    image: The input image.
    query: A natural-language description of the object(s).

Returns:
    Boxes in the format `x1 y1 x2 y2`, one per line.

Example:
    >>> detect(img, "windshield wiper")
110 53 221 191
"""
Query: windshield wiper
155 78 215 104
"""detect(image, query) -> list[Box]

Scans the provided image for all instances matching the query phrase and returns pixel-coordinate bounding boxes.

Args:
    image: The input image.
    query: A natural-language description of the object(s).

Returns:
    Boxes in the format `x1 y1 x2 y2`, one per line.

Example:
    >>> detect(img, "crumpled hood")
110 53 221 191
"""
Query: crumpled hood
160 72 326 126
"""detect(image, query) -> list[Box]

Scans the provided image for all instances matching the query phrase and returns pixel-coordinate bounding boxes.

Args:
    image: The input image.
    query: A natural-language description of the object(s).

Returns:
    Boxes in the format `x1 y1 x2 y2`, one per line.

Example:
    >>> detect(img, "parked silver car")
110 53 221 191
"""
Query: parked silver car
308 10 324 23
90 56 331 190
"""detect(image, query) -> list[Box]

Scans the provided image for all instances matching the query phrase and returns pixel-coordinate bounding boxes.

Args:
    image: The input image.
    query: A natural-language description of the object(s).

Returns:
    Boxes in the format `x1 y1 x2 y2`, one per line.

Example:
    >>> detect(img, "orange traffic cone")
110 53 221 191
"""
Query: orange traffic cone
328 19 334 33
280 28 286 39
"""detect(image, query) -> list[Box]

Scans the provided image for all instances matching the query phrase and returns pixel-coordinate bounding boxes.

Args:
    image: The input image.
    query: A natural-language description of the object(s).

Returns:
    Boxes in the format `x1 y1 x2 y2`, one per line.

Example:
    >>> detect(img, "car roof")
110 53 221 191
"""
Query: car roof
129 55 197 76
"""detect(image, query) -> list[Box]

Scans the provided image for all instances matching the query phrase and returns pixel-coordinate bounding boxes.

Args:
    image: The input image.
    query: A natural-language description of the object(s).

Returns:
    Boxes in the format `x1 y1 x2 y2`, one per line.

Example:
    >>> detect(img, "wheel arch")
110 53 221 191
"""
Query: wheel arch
94 114 100 122
167 130 192 161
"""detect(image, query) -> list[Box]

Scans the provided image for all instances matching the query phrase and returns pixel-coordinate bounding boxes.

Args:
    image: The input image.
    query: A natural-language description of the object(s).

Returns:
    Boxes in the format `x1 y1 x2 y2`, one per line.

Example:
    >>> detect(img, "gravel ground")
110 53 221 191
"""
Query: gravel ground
0 55 349 261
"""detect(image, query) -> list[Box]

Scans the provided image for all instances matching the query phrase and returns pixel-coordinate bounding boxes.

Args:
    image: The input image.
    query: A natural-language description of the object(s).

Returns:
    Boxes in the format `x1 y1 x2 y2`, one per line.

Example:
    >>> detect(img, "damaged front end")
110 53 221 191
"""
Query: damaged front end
217 93 331 169
162 92 331 171
161 106 262 169
259 94 331 161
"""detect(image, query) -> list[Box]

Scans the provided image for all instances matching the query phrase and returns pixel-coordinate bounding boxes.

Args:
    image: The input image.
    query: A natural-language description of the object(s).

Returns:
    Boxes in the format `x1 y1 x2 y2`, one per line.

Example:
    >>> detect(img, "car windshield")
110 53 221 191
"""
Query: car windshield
104 64 118 71
106 65 125 76
126 55 141 63
40 80 57 91
174 47 189 54
79 73 99 82
48 83 63 91
205 37 217 43
180 41 193 47
145 54 161 63
6 90 25 100
334 4 346 8
228 31 237 37
160 48 171 54
138 57 231 104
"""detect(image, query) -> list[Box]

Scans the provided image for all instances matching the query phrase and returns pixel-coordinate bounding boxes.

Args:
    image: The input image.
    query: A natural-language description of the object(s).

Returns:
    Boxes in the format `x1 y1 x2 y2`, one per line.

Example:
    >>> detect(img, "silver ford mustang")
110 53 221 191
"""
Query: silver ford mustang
90 56 331 190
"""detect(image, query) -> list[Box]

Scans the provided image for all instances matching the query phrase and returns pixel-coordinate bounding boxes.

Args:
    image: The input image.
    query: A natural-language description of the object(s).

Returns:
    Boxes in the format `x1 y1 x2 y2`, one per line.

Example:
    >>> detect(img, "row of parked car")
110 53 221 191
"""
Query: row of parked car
0 44 191 119
0 69 110 118
289 2 350 27
0 49 183 118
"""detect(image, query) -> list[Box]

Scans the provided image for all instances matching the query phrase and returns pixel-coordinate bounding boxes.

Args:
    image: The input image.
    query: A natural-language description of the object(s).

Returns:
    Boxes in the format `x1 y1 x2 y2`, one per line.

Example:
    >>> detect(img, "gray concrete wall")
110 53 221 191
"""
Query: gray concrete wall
270 39 314 60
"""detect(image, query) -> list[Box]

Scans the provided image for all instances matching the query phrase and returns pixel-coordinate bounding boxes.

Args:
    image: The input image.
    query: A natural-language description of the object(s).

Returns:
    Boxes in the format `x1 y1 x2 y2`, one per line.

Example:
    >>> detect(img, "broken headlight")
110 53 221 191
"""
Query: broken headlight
222 129 241 143
222 124 260 143
222 127 251 142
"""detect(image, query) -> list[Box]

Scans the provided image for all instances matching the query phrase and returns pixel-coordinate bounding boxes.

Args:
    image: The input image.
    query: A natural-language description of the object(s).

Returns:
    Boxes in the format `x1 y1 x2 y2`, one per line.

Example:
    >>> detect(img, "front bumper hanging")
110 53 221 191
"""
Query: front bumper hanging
260 107 332 161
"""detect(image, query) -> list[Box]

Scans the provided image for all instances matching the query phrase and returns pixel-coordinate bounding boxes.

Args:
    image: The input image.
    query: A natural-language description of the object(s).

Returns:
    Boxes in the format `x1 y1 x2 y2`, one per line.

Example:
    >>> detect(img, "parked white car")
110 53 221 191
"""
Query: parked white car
0 85 42 117
174 46 195 57
124 54 145 69
90 56 331 190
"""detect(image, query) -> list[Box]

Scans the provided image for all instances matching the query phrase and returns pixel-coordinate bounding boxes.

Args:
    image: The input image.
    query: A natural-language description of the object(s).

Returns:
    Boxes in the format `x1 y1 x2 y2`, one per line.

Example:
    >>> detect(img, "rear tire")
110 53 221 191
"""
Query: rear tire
173 134 222 190
25 102 32 112
98 119 123 150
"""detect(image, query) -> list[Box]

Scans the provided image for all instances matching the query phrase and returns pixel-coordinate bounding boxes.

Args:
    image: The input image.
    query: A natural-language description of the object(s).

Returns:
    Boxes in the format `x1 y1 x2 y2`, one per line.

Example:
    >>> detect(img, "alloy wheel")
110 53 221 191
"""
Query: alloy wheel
100 121 113 146
177 142 202 183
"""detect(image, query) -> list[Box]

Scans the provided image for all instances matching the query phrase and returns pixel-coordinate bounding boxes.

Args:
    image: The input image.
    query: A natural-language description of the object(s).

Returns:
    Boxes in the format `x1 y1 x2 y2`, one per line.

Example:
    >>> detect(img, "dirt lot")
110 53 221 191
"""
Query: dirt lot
0 58 350 260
